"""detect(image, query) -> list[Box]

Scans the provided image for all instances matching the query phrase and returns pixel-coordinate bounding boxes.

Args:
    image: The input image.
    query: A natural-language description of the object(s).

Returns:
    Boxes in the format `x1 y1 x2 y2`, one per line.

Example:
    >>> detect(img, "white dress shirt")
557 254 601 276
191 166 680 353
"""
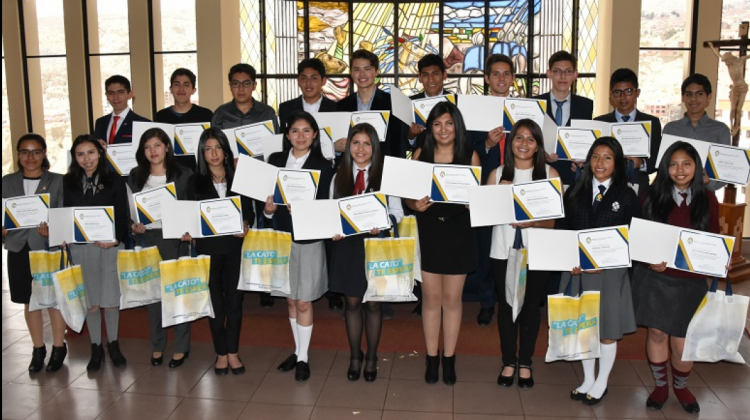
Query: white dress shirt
106 107 131 138
592 177 612 203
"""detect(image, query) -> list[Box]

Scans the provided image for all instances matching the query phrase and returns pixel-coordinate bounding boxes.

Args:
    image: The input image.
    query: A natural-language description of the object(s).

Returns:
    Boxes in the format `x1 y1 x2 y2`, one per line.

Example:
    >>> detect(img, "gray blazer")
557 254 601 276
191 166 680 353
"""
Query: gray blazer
2 170 64 252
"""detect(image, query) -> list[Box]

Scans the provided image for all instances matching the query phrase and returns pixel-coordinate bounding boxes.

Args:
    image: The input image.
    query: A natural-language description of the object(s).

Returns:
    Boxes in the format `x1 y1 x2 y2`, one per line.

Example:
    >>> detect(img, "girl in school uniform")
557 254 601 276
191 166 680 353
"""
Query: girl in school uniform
632 141 720 414
63 135 130 372
405 101 481 385
558 137 639 405
264 111 334 381
186 127 254 376
487 119 559 389
2 133 67 373
328 123 404 382
128 128 193 368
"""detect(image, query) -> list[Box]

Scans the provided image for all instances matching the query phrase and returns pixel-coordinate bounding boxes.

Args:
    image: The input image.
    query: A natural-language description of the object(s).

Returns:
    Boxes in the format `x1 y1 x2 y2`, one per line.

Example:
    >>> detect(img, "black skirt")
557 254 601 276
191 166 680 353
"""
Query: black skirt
416 203 477 275
7 244 33 304
328 235 368 298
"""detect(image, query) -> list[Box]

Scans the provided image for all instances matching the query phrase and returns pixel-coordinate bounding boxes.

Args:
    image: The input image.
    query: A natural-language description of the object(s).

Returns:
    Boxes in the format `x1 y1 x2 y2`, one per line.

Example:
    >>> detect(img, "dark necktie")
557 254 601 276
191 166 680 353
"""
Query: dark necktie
554 100 567 126
621 115 631 122
679 192 688 208
592 185 606 213
353 169 365 195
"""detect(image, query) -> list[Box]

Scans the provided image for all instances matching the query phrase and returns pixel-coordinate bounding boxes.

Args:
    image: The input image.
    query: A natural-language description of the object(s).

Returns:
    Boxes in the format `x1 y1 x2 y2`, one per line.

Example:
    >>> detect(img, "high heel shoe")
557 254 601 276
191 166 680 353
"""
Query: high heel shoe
441 354 456 385
363 354 378 382
214 356 229 376
28 345 47 373
348 351 363 381
46 343 67 372
425 352 440 384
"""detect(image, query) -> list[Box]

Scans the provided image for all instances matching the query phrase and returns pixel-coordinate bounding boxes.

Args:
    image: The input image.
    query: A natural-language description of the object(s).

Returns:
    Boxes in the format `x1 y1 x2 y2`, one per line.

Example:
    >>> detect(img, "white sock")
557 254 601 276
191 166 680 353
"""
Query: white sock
297 324 313 363
588 342 617 398
576 358 597 394
289 318 299 356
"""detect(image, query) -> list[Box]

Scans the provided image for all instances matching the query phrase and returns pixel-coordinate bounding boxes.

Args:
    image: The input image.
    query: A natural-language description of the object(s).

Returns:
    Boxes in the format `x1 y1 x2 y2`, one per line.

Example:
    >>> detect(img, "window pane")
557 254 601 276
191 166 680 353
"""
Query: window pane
399 2 439 78
158 0 196 52
2 43 12 177
352 3 395 75
264 77 298 112
93 55 132 116
324 76 351 101
533 0 573 74
265 0 297 111
91 0 130 54
721 0 750 40
31 57 71 174
240 0 262 69
26 0 66 56
638 50 688 127
640 0 689 48
576 76 596 101
158 53 199 108
489 1 532 75
304 2 351 101
577 0 598 74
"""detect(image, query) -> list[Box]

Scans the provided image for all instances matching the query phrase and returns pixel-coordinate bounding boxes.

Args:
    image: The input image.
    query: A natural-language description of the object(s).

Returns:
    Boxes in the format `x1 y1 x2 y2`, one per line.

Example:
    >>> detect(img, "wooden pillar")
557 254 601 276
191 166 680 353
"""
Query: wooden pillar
128 0 154 119
2 0 29 171
64 0 91 137
196 0 241 110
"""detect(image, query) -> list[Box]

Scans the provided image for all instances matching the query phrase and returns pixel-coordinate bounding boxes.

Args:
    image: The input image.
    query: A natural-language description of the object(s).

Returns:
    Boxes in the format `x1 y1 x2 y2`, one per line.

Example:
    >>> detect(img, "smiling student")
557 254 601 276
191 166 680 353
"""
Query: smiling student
407 54 452 152
279 58 338 130
94 75 151 145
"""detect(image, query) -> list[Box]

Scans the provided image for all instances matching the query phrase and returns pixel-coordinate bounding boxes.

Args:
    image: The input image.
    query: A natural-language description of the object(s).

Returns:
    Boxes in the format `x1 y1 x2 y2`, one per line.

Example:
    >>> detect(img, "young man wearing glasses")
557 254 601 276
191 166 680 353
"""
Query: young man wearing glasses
594 68 662 197
212 63 280 134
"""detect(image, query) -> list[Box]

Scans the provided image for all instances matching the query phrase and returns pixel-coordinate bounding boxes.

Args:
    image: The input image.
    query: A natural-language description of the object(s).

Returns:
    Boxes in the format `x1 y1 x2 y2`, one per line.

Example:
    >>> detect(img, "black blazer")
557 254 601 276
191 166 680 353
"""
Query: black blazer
533 92 593 127
557 182 642 231
265 150 334 242
594 110 662 174
94 110 151 144
337 89 401 158
408 90 454 152
62 173 130 243
279 96 338 131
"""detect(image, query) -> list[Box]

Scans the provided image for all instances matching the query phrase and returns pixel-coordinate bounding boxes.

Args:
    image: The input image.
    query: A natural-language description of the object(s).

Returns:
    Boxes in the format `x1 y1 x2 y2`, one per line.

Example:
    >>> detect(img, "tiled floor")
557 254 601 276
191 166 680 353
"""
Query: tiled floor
3 251 750 419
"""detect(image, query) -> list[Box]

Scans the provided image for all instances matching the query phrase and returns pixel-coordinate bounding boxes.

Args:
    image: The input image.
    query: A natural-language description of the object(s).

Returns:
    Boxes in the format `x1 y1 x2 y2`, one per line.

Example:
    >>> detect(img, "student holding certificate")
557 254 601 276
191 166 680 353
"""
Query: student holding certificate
632 141 721 414
558 137 639 405
186 128 254 376
487 119 559 388
328 123 404 382
63 135 130 372
405 102 480 385
2 134 67 373
127 128 193 368
264 111 334 381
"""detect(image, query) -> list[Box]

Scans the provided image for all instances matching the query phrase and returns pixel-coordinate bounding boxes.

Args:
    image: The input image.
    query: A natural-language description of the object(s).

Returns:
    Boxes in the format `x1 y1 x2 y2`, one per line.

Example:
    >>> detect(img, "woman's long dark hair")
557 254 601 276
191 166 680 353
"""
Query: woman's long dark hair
283 111 326 162
565 136 628 202
132 127 183 190
418 101 472 165
195 127 236 183
16 133 51 171
333 123 383 199
643 141 709 231
499 119 548 183
63 134 113 191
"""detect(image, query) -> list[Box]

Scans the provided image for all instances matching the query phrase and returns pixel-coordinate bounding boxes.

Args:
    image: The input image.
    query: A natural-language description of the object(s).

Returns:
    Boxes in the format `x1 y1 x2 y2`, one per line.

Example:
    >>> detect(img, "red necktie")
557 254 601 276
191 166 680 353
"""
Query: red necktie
108 115 120 144
499 133 506 166
354 169 365 195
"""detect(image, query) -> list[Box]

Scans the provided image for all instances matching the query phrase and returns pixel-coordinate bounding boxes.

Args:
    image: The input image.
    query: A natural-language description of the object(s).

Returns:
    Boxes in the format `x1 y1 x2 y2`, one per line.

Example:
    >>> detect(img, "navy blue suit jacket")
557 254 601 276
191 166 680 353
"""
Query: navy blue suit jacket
94 110 151 144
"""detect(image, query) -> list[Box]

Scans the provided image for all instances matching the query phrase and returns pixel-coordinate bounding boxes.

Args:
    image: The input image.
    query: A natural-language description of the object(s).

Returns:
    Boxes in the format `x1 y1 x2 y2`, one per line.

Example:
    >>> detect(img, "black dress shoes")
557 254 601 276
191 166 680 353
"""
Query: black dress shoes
348 352 363 381
679 401 700 413
497 365 516 387
328 294 343 310
477 307 495 326
46 344 67 372
424 353 439 384
295 361 310 381
230 356 246 375
277 354 298 372
214 357 229 375
582 388 608 405
28 345 47 373
151 353 164 366
87 343 105 372
107 340 127 368
571 389 587 401
260 293 275 308
517 365 534 389
168 351 189 368
363 355 378 382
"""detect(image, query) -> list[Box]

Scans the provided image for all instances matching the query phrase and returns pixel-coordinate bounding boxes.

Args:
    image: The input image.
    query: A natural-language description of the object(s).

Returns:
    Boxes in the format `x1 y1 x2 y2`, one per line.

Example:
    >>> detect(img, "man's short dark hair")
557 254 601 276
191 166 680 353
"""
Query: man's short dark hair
418 54 446 74
485 54 515 76
170 68 197 88
228 63 257 83
298 58 326 79
609 68 638 90
105 75 132 92
681 73 712 95
548 50 577 69
351 49 379 69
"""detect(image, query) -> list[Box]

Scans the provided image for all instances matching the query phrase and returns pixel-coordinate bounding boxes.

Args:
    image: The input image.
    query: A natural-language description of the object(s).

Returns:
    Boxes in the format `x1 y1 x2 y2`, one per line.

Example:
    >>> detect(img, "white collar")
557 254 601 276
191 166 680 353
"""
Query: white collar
352 162 371 179
615 108 637 122
113 107 131 119
593 177 612 192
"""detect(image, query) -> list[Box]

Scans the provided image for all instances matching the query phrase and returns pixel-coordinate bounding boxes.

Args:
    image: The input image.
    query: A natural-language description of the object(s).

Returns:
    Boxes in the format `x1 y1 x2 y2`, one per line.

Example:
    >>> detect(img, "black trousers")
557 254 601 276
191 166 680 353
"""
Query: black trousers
207 251 244 355
491 258 550 367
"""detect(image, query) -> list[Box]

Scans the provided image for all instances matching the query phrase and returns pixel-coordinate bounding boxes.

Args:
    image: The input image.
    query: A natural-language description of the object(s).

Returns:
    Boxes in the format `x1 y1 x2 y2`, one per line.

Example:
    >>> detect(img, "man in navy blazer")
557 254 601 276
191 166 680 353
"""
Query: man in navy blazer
93 75 151 145
278 58 338 131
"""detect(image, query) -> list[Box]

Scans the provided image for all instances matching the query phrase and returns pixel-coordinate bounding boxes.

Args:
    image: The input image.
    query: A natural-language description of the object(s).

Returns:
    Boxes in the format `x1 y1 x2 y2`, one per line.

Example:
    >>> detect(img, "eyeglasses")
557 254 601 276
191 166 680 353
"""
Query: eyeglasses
611 88 636 97
19 149 44 157
230 80 254 89
551 69 575 76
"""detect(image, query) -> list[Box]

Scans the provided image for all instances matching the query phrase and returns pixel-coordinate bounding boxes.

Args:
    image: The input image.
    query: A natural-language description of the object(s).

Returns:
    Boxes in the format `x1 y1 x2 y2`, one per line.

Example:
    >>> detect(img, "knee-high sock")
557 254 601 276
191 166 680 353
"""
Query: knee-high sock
588 342 617 398
576 358 596 394
297 324 313 363
104 309 120 342
86 310 102 345
648 359 669 403
289 318 299 355
672 365 697 404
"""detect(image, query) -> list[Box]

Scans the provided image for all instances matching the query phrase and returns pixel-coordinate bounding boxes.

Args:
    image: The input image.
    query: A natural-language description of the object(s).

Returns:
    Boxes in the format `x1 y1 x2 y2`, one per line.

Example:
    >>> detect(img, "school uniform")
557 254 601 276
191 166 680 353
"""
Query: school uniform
94 108 151 145
338 89 401 159
154 105 214 174
408 90 452 153
278 96 337 131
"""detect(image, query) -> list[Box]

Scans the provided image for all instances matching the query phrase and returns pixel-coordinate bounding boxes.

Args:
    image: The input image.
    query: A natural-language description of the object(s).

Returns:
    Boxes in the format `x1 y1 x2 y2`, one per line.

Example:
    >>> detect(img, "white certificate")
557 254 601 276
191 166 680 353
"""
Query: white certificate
430 164 481 204
704 143 750 186
199 197 244 237
161 200 200 239
319 127 335 161
468 184 514 227
231 155 279 202
456 94 505 132
512 178 565 221
291 193 392 241
577 226 631 270
3 194 50 230
629 218 678 266
234 121 276 157
132 122 174 147
73 207 115 243
260 134 285 162
555 128 601 161
339 193 391 235
106 144 137 176
674 229 734 278
311 112 353 141
656 134 710 167
351 111 390 142
380 156 433 200
413 95 455 126
527 229 578 271
129 183 177 225
174 123 210 155
503 98 547 131
273 169 320 205
611 122 651 157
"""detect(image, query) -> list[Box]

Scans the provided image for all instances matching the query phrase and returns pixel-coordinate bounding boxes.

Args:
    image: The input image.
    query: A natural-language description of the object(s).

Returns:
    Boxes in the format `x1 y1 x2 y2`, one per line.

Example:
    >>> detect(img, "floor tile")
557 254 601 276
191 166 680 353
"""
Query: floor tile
384 378 453 412
453 415 525 420
389 351 428 380
9 356 88 387
1 383 62 419
328 350 395 379
3 311 35 330
518 383 596 417
96 392 183 420
251 370 326 405
531 358 581 385
381 411 453 420
453 381 524 415
309 406 383 420
693 361 750 388
67 361 151 392
2 352 33 382
26 387 119 420
126 366 208 397
186 370 265 402
238 402 313 420
707 387 750 419
455 354 502 383
165 397 247 420
316 375 389 409
588 385 667 419
658 387 736 420
629 359 709 388
1 328 28 350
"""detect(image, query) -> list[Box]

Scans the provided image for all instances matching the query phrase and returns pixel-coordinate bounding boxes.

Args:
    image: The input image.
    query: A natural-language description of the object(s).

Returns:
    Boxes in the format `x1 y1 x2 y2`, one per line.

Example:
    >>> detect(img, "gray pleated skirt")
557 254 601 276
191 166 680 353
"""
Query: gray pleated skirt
69 243 123 309
559 268 637 341
272 241 328 301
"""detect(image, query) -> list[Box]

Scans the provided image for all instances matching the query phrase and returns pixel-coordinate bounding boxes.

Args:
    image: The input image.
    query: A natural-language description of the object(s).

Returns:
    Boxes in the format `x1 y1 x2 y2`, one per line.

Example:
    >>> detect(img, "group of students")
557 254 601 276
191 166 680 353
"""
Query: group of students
2 48 731 414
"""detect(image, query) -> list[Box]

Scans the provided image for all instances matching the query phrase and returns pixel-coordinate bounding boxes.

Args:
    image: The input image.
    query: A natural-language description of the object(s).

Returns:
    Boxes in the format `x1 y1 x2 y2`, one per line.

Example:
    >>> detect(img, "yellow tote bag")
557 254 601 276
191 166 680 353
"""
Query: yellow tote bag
238 229 292 294
28 248 63 311
51 251 87 333
363 237 418 302
117 244 163 309
546 283 601 362
392 215 421 281
160 254 213 328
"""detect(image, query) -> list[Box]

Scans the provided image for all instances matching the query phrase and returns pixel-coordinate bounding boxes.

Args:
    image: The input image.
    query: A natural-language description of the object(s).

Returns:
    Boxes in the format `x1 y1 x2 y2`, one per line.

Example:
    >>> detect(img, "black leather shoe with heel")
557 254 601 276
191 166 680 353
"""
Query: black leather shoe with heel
425 352 440 384
442 354 457 385
46 344 67 372
348 351 363 381
28 345 47 373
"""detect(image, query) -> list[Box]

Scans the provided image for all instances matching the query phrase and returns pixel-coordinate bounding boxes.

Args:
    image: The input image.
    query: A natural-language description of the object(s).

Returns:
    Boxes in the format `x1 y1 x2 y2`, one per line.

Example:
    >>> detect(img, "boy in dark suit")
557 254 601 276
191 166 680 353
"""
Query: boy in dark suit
406 54 452 152
94 75 150 145
279 58 337 130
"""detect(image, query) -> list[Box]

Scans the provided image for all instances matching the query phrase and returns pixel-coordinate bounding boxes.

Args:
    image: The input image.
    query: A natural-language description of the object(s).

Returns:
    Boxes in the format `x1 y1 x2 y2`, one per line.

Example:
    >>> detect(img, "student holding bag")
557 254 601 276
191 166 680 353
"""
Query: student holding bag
127 128 193 368
632 141 720 414
63 135 130 372
186 127 254 376
558 137 639 405
405 102 480 385
264 111 334 381
328 123 404 382
487 119 559 388
2 133 67 372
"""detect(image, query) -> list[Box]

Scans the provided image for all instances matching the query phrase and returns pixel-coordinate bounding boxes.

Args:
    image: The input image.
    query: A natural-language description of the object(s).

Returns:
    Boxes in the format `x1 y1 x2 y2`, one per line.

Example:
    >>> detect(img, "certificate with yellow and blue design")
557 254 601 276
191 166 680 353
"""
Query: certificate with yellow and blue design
413 95 455 126
274 169 320 205
430 164 481 204
130 183 176 225
577 226 631 271
503 98 547 131
704 144 750 186
73 207 115 243
511 178 565 221
199 197 244 237
674 229 734 278
555 128 601 161
174 123 210 156
350 111 390 142
338 193 391 236
3 194 50 230
234 120 276 157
